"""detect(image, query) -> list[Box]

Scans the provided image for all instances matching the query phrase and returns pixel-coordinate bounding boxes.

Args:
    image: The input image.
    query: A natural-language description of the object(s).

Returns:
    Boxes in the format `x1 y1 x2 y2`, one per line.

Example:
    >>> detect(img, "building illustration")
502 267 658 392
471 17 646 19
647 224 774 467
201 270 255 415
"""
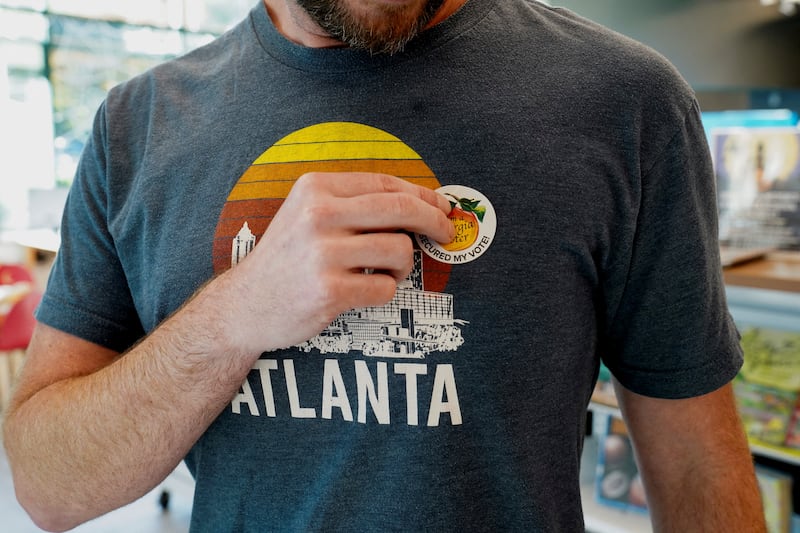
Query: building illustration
231 221 465 359
231 222 256 267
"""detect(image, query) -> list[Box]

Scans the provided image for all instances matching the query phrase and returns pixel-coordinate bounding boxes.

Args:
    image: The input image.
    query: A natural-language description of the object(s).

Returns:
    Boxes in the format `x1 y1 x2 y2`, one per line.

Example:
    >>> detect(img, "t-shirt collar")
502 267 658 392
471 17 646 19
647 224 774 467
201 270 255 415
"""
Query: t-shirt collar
249 0 496 72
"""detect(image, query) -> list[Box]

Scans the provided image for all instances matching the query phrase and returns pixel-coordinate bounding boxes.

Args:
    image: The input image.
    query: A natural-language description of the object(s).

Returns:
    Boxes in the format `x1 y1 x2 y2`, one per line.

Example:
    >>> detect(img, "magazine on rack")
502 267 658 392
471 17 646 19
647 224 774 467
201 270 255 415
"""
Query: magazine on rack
711 127 800 251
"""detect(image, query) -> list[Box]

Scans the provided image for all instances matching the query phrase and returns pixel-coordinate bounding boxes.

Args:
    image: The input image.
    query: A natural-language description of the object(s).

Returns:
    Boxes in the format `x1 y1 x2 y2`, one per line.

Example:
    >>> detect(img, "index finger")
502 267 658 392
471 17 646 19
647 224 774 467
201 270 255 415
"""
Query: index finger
297 172 452 214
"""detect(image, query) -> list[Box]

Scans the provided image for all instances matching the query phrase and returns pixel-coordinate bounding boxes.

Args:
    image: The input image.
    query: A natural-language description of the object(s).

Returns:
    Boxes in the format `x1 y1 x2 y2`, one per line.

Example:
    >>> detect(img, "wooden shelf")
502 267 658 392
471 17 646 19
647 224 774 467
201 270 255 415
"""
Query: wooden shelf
723 251 800 293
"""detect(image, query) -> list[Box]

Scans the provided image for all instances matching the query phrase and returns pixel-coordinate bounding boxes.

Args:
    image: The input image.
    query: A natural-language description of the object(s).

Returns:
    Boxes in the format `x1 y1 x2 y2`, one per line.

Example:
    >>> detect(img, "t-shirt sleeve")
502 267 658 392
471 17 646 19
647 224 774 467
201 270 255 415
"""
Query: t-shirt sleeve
36 101 145 353
600 99 743 399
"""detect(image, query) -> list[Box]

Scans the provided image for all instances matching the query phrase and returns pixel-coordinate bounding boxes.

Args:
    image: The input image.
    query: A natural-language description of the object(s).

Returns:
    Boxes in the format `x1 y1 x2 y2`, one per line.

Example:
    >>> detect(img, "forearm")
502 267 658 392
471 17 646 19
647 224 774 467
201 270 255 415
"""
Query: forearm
3 275 259 531
639 430 764 532
615 381 766 533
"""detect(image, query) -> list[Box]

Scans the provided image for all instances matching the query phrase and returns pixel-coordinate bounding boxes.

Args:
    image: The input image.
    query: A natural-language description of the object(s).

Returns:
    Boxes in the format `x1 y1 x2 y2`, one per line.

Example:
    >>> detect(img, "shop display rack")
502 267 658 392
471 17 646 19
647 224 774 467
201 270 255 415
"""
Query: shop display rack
583 251 800 532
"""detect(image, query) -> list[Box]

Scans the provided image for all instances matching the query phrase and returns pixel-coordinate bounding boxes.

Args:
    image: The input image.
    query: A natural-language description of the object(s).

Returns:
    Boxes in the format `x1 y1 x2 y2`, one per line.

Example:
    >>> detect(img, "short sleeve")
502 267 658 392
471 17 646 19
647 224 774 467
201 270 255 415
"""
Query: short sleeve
600 99 743 399
36 102 145 353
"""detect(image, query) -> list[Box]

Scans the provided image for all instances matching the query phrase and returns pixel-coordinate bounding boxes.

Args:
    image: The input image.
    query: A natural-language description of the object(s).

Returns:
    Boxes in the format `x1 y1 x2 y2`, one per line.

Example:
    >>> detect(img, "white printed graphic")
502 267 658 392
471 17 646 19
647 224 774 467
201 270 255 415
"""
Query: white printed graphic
296 250 466 358
231 221 256 267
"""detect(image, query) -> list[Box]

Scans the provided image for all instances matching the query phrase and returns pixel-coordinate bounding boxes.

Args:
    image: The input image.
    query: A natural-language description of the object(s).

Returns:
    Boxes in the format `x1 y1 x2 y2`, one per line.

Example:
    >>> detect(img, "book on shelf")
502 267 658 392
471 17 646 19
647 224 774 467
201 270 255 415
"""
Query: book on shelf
735 377 798 447
594 414 648 514
755 465 793 533
734 327 800 450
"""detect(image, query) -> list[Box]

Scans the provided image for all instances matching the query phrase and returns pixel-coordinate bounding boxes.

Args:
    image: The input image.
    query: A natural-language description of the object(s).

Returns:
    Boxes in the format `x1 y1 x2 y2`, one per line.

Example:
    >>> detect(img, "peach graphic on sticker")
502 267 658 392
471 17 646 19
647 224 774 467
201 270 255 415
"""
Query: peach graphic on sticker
442 193 487 252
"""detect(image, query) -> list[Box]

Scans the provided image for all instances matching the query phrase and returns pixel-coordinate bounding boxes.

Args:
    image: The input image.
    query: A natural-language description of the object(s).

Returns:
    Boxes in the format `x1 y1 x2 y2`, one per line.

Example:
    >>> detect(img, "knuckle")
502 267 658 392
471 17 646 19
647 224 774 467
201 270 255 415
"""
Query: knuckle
386 234 414 279
398 256 414 280
292 173 311 194
372 278 398 305
296 172 322 187
395 232 415 256
373 173 398 193
316 277 340 308
389 193 417 217
301 203 336 232
313 239 339 266
293 172 327 197
309 273 344 318
414 185 436 204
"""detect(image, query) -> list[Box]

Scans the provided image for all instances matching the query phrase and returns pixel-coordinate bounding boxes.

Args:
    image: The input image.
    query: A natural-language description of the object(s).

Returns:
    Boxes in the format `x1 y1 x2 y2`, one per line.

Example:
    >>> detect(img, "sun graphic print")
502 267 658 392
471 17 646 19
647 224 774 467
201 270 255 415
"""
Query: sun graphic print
213 122 467 359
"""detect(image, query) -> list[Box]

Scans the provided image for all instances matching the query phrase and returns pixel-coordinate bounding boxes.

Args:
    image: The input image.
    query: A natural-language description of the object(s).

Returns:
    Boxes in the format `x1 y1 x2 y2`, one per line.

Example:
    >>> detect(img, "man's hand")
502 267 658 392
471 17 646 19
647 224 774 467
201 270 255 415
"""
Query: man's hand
216 171 454 354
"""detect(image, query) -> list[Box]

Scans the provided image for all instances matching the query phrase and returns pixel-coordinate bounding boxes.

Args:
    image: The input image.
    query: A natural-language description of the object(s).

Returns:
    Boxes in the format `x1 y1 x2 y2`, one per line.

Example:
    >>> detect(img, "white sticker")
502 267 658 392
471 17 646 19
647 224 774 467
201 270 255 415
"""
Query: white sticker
415 185 497 265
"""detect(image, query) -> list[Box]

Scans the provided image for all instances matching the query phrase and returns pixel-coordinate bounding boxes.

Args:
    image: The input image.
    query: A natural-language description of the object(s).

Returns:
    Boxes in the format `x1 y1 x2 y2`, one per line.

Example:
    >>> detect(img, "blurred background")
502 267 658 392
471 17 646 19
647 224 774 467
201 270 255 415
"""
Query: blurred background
0 0 252 240
0 0 798 239
0 1 799 532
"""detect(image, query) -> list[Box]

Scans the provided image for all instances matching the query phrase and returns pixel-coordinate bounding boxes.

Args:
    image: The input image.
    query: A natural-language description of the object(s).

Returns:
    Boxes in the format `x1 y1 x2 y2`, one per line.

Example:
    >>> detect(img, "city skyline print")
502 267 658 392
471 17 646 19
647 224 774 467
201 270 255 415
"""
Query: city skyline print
214 122 464 360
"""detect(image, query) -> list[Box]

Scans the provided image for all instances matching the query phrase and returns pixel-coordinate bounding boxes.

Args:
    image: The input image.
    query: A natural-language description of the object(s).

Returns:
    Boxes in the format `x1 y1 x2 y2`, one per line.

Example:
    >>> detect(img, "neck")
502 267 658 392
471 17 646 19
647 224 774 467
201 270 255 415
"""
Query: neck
263 0 469 49
425 0 468 29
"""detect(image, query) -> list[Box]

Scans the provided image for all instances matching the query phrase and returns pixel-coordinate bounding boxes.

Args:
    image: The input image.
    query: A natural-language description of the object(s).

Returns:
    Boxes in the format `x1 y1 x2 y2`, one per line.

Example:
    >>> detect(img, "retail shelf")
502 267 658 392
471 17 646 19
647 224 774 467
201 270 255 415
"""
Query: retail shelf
726 284 800 332
750 440 800 466
723 252 800 294
588 402 800 466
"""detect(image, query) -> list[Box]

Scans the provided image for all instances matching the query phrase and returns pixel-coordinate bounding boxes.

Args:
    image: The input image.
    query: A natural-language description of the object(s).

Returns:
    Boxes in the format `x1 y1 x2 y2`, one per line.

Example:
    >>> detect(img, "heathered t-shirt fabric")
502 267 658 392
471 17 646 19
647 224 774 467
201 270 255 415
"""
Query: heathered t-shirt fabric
38 0 743 530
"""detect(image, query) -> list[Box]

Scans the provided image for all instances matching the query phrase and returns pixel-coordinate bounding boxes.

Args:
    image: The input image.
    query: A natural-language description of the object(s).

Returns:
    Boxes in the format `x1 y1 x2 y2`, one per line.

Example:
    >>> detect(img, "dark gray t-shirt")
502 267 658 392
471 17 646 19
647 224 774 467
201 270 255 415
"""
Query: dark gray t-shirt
38 0 742 530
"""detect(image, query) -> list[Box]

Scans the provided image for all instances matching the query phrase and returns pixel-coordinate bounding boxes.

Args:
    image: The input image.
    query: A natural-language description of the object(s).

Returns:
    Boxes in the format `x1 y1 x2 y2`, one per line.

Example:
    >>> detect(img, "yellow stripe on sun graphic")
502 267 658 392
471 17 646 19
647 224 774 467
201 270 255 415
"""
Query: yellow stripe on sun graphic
253 121 422 164
228 122 437 202
255 141 418 164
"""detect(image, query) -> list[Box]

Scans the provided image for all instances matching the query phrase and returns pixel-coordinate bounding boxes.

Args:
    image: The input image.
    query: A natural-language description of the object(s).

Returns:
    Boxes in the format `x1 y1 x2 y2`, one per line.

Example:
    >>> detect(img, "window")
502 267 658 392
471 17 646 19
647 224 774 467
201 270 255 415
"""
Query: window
0 0 251 230
48 15 184 183
0 0 46 10
46 0 184 28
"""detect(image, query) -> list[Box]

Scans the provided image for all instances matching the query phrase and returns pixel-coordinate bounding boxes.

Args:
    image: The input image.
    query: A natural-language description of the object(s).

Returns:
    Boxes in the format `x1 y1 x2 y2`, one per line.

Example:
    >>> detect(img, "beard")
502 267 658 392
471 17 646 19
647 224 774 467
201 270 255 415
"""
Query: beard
295 0 445 55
